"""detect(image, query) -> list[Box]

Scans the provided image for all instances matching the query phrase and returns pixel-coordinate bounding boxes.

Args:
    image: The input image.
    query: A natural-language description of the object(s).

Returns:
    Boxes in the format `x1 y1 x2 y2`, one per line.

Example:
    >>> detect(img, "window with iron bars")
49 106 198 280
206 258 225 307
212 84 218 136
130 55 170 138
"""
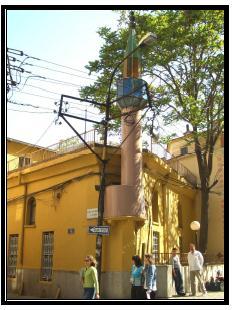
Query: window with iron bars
152 231 160 264
8 234 19 278
40 232 54 281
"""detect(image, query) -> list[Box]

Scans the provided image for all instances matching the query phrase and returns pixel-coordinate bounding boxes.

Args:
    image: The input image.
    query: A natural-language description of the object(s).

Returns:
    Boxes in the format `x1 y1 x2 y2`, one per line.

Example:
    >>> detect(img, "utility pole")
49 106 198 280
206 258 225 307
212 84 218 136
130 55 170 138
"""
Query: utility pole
57 11 156 295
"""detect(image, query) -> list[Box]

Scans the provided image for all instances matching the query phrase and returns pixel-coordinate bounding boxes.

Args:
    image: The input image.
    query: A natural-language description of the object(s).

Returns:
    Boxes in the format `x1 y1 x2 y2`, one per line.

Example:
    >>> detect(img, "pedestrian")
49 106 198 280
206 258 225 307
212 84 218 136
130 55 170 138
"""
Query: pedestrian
143 254 157 299
130 255 144 299
187 243 207 296
170 247 185 296
81 255 100 299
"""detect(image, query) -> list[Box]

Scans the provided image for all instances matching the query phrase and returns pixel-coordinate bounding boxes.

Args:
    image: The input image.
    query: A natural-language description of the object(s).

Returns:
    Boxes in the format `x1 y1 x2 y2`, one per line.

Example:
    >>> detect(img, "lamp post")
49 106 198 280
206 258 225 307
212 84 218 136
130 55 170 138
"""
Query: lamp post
190 221 200 249
95 11 157 290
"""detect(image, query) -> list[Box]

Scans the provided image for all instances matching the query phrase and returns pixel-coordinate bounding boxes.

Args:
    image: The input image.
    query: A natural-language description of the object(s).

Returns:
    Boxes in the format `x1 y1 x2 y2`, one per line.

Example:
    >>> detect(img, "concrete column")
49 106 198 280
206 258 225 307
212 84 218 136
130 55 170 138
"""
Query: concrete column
121 108 142 188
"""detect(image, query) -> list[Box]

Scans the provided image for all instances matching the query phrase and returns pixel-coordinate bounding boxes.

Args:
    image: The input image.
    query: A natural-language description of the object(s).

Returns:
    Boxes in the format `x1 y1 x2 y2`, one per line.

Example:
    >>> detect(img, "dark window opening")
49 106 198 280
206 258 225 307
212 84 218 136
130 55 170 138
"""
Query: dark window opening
19 157 31 168
178 202 183 229
152 191 159 223
180 147 188 156
26 197 36 225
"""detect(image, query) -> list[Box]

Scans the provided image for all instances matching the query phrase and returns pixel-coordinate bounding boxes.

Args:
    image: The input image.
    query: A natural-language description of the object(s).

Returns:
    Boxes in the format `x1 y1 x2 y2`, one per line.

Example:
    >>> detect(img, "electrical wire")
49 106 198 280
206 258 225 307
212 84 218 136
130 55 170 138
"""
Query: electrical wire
9 48 100 78
8 117 57 155
20 75 89 89
8 109 52 114
22 62 99 82
8 100 54 111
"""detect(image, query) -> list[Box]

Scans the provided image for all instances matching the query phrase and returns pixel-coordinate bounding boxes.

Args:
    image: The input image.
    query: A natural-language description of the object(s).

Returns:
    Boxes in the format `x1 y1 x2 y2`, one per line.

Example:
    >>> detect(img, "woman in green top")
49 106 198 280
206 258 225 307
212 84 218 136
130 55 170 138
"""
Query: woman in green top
81 255 100 299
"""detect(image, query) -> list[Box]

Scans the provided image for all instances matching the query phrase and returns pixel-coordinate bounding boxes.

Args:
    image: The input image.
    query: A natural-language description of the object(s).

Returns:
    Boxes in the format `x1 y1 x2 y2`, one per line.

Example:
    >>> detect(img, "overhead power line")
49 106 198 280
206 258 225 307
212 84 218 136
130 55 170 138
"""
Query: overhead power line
9 117 57 155
8 109 52 114
8 48 99 77
21 61 99 82
8 100 54 111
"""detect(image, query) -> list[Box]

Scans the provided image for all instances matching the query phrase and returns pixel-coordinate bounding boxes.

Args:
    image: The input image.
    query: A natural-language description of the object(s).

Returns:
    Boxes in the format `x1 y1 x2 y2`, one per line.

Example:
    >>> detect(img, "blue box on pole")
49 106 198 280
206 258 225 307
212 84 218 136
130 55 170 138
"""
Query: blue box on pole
117 77 148 109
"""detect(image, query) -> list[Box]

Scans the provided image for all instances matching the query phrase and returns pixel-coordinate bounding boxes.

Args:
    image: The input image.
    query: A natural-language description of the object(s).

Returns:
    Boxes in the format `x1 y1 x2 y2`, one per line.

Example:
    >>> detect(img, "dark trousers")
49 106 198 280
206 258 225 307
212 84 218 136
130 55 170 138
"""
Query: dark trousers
83 287 95 299
131 286 144 299
144 289 156 299
173 268 185 295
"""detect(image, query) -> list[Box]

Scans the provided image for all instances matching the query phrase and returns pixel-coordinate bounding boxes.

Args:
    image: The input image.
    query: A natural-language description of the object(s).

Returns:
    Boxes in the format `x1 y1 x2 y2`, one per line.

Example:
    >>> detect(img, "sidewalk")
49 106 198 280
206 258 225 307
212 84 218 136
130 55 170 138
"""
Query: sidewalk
169 291 224 299
7 291 224 300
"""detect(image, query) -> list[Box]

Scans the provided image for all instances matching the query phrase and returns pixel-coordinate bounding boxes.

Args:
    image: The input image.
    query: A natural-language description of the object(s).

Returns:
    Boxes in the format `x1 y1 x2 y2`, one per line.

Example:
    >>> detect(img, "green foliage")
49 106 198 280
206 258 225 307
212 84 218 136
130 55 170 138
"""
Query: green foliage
80 9 224 253
80 10 224 139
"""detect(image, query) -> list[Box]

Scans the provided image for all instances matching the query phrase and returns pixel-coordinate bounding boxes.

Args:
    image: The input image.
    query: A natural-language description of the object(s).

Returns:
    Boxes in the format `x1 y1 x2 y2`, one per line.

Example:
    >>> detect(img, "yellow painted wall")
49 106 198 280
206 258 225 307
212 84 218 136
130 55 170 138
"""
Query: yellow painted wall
7 147 196 279
7 139 56 172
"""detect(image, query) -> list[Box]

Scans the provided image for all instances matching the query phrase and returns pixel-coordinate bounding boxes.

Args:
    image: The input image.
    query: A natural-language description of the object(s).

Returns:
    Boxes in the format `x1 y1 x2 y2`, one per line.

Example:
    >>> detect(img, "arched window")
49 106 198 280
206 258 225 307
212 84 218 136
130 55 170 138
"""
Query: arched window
26 197 36 225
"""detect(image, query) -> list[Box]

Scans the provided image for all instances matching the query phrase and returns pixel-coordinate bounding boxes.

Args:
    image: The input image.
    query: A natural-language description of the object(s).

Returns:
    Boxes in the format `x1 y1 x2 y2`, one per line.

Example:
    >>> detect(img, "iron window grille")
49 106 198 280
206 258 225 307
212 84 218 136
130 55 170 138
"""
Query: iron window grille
152 231 160 264
40 232 54 281
8 234 19 278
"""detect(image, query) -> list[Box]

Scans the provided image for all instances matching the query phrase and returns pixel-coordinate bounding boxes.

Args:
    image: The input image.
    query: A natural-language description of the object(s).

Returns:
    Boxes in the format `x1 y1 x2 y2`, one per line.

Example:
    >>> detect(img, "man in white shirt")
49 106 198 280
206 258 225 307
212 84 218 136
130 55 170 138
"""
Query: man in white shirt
187 243 207 296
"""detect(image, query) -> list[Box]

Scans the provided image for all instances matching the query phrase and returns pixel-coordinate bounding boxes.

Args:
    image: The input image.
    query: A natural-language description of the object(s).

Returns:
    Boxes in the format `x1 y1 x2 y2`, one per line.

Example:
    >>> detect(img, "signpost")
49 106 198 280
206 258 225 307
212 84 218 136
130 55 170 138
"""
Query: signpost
88 226 110 235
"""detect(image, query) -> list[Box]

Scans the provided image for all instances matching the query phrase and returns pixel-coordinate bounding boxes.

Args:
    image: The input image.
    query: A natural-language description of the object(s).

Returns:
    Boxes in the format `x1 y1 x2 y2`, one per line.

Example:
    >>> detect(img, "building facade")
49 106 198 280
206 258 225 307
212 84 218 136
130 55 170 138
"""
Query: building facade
7 138 196 299
167 132 224 256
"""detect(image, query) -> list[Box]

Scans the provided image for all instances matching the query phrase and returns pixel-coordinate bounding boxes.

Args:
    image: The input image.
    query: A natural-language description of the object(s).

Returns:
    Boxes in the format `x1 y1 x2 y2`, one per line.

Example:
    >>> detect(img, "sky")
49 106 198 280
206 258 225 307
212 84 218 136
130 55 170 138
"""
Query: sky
7 9 180 158
7 10 121 147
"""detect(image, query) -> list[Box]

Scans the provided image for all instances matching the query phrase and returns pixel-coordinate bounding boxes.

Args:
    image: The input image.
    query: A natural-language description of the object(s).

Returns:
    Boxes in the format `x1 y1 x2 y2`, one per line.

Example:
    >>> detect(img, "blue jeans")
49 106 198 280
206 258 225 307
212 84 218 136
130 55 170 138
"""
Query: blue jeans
83 287 95 299
173 268 185 295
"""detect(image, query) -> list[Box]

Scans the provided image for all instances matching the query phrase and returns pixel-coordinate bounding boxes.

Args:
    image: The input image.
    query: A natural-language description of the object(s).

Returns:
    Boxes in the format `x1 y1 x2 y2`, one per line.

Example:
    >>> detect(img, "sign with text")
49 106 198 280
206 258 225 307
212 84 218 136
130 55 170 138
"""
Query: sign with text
88 226 110 235
87 208 98 219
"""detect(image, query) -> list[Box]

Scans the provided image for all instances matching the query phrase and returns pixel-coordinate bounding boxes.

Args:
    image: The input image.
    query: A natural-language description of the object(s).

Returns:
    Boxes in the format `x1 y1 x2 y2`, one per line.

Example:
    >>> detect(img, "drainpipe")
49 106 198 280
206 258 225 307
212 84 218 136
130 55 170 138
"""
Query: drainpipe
20 182 27 265
162 183 167 254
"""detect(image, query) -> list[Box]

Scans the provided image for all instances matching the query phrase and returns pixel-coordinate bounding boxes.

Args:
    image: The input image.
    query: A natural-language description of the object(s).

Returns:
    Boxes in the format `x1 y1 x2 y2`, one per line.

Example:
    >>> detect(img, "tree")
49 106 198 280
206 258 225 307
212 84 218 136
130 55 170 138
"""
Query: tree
80 10 224 253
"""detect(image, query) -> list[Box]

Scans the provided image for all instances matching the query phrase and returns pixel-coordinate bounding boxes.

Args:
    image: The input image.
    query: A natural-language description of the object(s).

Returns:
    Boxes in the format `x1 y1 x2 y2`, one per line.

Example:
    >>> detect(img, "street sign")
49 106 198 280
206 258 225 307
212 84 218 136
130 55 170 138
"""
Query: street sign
88 226 110 235
87 208 98 219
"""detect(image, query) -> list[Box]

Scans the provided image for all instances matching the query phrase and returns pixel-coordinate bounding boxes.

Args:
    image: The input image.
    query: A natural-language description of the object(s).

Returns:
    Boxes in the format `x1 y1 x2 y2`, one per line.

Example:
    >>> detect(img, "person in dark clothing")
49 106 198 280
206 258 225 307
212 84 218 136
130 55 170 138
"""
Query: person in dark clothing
170 247 185 296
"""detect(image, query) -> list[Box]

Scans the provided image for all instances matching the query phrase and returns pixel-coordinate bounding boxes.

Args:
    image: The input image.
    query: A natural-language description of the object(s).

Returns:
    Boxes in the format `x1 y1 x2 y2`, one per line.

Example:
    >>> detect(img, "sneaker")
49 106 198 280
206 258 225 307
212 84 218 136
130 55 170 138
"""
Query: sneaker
202 291 207 296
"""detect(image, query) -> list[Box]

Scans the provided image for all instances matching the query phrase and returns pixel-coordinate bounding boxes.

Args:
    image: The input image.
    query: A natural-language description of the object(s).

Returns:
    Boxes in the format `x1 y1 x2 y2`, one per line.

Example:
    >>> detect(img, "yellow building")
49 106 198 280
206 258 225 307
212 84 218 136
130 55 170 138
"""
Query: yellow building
167 130 224 256
7 135 196 299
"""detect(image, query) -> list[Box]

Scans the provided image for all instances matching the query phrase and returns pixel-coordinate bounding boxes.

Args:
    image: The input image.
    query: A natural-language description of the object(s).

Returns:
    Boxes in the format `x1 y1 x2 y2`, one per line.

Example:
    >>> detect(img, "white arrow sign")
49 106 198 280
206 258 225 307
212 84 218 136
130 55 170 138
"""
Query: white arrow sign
88 226 110 235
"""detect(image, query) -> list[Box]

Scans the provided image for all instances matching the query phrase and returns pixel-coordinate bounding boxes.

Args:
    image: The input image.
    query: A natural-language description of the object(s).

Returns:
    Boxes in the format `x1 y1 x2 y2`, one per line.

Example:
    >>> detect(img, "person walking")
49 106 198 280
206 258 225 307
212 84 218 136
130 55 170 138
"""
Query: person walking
187 243 207 296
143 254 157 299
170 247 185 296
130 255 144 299
81 255 100 299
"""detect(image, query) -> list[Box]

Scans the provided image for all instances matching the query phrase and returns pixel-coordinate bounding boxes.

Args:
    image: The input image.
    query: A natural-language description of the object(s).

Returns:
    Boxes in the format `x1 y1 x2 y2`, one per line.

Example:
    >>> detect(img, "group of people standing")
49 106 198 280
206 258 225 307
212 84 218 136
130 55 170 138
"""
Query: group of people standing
131 254 157 299
170 243 207 297
80 243 206 299
130 243 206 299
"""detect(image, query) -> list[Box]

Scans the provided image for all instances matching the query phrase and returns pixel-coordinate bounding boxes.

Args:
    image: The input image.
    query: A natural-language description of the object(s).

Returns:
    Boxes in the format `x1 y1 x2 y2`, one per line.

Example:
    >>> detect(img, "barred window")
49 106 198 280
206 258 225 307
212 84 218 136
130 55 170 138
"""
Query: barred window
8 235 19 278
152 231 160 264
40 232 54 281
